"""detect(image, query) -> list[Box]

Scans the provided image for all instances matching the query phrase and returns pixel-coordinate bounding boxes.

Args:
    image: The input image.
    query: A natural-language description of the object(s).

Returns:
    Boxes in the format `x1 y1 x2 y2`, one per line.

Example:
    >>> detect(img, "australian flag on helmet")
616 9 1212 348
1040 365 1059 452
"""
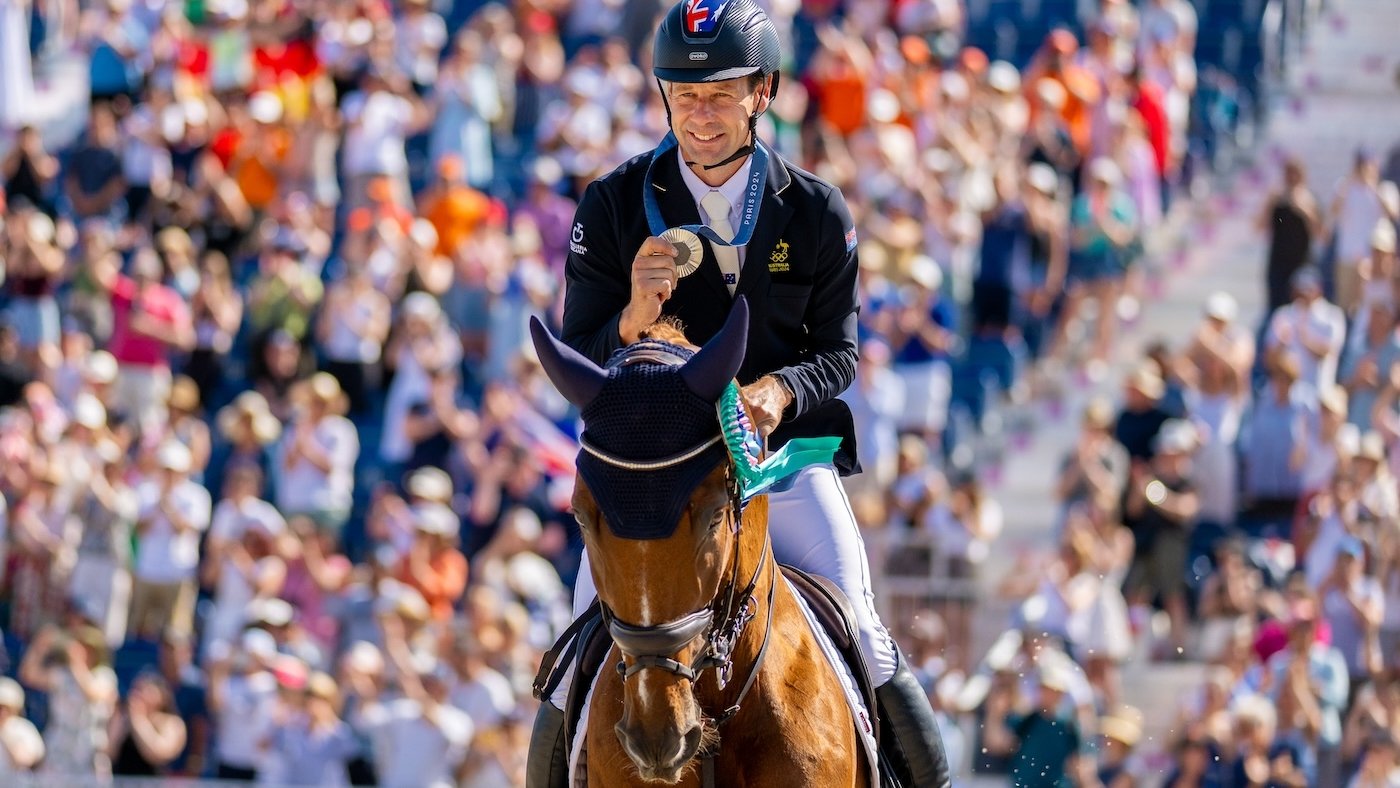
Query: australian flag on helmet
685 0 728 35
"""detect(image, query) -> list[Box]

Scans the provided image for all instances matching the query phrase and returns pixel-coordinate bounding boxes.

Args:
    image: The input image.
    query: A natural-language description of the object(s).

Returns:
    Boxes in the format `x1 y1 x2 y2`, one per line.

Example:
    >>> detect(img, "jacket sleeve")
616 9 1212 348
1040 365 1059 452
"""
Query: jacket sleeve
561 180 629 366
771 187 860 420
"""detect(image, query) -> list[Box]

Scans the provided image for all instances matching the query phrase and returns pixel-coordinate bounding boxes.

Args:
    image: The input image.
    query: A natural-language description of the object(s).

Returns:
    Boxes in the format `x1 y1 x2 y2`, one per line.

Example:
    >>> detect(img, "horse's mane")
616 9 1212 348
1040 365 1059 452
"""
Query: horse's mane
635 317 695 349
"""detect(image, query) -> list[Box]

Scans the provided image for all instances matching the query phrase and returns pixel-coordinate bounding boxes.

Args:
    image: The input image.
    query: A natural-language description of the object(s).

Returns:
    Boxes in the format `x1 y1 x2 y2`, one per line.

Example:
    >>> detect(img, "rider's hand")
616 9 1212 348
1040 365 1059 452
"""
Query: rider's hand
619 237 679 344
741 375 794 438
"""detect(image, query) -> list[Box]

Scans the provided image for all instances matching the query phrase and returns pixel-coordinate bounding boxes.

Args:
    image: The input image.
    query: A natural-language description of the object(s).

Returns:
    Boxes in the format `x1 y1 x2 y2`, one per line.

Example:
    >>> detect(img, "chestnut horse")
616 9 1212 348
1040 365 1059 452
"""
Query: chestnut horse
530 299 867 787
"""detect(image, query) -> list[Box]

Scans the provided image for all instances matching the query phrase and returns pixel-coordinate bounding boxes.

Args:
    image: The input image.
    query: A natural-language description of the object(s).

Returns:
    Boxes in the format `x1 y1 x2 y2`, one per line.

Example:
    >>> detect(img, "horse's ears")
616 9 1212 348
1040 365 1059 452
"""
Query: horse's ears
681 297 749 402
529 317 608 409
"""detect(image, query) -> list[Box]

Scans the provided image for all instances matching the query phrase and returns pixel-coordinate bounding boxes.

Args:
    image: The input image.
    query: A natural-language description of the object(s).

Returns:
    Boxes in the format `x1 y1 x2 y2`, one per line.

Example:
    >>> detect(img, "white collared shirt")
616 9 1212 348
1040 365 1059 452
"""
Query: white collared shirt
677 148 755 268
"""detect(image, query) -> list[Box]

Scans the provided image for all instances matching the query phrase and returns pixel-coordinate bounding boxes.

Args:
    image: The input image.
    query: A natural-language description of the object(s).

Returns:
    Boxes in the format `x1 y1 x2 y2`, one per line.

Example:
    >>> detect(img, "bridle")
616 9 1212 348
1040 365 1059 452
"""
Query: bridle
583 416 777 730
580 345 777 730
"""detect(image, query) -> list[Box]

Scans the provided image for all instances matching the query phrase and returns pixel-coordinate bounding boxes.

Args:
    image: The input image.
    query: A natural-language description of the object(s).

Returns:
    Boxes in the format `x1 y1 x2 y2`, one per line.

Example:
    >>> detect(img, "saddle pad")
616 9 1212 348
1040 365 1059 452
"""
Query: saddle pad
785 574 881 787
568 667 600 787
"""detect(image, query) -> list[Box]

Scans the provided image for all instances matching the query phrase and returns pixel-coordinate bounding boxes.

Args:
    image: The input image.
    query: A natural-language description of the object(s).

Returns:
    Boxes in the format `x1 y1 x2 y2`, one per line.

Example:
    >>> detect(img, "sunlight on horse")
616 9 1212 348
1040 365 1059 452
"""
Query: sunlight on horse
530 300 866 787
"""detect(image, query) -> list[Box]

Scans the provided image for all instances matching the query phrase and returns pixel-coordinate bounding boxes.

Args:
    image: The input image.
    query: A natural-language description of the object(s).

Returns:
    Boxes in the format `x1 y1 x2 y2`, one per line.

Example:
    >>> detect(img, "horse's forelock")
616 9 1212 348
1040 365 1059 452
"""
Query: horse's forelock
635 318 694 349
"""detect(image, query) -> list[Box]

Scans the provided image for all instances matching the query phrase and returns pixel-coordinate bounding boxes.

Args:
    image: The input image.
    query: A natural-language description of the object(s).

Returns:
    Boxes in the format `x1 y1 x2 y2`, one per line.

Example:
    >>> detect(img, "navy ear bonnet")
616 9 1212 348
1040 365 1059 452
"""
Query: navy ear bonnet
577 340 728 539
528 298 750 541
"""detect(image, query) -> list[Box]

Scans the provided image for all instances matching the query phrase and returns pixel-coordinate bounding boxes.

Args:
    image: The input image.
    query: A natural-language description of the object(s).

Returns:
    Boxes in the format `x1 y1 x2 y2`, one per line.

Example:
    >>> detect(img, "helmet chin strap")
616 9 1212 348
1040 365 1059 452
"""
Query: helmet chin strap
683 113 760 171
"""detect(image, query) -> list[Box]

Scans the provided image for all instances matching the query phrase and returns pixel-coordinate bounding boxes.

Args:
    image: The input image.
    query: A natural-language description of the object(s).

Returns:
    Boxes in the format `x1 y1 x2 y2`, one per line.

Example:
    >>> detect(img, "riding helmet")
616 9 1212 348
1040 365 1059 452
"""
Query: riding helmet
652 0 781 92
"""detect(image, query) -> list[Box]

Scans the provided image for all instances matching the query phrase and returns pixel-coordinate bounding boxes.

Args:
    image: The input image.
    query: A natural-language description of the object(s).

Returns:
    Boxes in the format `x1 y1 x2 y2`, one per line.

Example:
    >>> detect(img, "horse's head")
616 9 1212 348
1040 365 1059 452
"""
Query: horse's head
531 300 763 783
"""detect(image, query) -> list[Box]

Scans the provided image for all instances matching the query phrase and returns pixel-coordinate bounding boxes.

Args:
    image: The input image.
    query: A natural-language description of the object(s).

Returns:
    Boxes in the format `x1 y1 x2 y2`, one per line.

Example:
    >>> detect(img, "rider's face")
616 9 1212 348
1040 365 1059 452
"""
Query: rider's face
666 76 769 175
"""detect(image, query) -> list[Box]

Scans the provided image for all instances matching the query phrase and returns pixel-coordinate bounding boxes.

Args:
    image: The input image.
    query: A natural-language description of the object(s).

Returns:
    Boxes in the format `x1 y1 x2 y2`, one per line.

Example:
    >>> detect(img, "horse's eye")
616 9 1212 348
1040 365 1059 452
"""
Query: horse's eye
709 510 727 532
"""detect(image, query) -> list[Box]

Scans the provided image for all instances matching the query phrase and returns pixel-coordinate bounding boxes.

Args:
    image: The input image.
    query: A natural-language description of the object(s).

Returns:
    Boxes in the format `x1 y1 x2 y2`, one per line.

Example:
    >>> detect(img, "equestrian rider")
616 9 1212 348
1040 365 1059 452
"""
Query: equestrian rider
528 1 951 785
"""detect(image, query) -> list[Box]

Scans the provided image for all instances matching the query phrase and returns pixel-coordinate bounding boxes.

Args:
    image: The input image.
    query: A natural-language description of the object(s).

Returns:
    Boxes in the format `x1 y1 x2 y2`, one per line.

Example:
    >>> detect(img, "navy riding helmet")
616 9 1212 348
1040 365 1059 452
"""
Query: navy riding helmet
652 0 782 99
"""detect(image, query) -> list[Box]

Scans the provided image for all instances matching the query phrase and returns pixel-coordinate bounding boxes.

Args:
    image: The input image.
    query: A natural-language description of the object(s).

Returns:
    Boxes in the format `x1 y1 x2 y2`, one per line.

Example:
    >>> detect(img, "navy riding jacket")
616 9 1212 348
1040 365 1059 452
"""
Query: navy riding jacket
560 143 862 475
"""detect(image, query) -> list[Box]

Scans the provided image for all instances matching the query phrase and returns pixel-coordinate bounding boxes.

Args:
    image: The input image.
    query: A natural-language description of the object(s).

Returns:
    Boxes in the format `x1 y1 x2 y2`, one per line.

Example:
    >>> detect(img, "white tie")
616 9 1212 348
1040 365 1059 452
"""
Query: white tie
701 190 740 296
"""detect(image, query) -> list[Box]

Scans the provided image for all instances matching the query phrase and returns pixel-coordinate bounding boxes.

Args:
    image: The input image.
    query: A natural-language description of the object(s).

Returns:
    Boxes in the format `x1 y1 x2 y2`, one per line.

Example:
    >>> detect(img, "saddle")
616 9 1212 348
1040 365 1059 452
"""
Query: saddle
532 565 881 766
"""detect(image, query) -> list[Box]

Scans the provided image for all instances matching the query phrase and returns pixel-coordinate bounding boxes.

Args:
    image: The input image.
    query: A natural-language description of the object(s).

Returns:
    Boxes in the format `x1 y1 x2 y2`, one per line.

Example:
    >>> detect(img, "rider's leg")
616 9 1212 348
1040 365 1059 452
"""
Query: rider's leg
768 464 951 788
527 552 597 788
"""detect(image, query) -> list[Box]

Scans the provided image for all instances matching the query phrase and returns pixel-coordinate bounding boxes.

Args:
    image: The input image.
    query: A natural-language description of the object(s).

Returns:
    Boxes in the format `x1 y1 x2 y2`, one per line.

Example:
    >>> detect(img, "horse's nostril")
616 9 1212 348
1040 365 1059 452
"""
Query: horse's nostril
678 724 703 762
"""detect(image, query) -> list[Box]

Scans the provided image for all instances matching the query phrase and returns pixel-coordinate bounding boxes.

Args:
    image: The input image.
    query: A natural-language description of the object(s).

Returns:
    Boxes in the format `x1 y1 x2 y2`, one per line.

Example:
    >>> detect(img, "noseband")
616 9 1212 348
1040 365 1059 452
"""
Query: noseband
601 494 771 695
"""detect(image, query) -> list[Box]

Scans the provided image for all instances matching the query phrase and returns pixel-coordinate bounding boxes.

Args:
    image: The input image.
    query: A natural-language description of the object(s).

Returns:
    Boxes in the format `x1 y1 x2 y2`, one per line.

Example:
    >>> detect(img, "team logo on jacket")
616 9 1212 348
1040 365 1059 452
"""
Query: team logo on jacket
685 0 727 35
769 239 790 272
570 222 588 256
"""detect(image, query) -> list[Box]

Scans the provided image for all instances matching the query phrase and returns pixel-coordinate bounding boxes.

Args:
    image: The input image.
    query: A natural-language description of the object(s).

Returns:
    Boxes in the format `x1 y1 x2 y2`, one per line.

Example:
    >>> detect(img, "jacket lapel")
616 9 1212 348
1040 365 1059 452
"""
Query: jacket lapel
651 152 731 302
735 145 794 302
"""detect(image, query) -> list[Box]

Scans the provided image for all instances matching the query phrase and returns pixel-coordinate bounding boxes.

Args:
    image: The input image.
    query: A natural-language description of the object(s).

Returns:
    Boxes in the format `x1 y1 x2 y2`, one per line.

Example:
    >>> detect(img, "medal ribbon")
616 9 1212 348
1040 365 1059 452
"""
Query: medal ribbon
643 131 769 248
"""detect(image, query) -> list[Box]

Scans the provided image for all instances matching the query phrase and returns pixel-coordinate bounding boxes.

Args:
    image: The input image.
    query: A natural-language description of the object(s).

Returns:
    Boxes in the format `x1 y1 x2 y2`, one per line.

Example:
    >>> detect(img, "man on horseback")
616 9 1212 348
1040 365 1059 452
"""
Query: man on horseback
529 1 951 785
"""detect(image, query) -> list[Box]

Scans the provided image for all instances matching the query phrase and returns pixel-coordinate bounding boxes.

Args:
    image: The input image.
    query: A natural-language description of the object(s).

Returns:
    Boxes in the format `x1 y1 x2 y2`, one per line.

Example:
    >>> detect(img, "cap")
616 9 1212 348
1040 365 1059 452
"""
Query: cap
414 503 459 536
1372 220 1397 254
1038 664 1070 693
86 351 118 384
908 255 944 291
248 91 283 124
1205 291 1238 322
987 61 1021 94
72 393 107 429
1153 419 1198 455
1126 365 1165 399
1026 162 1059 196
1079 399 1113 431
0 677 24 710
1359 431 1387 462
1320 385 1349 415
248 598 294 627
1035 78 1067 109
157 441 192 473
273 654 308 689
1088 157 1122 186
402 291 442 321
1338 535 1365 559
240 628 278 661
344 641 385 675
1101 706 1144 747
406 466 453 502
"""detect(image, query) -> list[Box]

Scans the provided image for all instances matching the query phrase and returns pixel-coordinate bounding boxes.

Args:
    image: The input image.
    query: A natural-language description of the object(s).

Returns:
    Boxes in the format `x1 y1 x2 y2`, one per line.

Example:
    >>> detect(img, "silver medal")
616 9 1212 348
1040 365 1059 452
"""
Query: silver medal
660 228 704 278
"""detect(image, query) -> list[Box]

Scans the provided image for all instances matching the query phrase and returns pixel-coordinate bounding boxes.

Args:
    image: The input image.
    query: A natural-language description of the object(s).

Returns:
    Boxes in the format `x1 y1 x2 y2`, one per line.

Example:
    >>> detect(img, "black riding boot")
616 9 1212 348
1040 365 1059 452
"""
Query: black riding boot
527 702 570 788
876 651 951 788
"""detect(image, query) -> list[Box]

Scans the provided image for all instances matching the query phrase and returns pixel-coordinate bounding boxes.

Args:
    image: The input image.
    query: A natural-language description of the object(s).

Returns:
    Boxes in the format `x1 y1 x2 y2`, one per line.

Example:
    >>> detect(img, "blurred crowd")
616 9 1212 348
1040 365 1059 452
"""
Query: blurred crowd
2 0 1379 785
894 101 1400 788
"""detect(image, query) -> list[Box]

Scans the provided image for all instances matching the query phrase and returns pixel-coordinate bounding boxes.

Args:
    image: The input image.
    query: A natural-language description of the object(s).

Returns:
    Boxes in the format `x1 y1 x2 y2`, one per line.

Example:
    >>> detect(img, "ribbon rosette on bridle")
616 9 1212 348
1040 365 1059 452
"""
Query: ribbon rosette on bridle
717 381 841 501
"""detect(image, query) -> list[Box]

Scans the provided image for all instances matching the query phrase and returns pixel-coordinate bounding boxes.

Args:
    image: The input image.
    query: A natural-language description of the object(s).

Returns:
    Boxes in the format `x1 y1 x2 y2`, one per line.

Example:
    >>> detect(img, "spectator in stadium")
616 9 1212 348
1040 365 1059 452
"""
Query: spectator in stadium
267 670 360 787
1243 349 1317 536
1330 149 1400 315
274 373 359 538
1058 157 1138 375
1261 156 1323 313
130 441 211 641
109 672 187 777
102 245 196 429
1123 419 1199 659
19 623 118 778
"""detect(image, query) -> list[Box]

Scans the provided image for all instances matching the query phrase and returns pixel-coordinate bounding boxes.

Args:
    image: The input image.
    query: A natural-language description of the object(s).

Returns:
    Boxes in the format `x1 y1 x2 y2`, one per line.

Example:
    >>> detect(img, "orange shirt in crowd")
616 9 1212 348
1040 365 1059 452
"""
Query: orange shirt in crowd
810 55 869 137
398 548 469 622
421 183 492 258
233 127 293 210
